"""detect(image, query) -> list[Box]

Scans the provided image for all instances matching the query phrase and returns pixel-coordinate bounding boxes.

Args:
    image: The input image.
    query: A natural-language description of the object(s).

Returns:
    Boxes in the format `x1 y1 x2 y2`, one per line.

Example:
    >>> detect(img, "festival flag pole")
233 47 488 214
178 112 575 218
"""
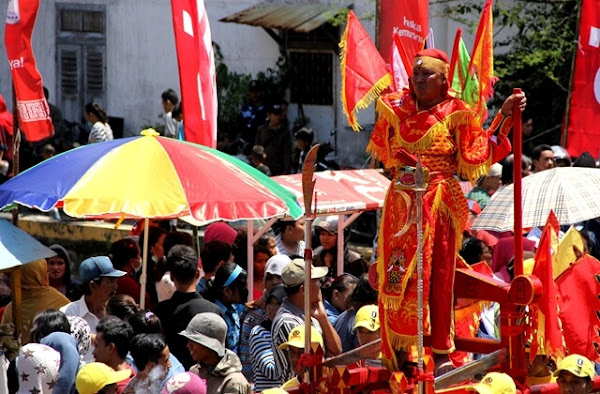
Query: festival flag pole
415 154 426 394
301 144 319 383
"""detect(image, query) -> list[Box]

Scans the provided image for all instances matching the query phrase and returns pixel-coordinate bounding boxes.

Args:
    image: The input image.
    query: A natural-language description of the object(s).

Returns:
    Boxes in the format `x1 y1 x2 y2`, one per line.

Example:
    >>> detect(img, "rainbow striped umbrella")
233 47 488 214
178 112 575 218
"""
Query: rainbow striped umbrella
0 130 302 222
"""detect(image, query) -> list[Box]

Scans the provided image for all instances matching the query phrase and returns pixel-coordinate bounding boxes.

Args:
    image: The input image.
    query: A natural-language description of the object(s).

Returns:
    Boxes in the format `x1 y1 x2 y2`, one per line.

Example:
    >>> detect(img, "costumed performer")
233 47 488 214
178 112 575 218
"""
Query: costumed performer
368 48 526 376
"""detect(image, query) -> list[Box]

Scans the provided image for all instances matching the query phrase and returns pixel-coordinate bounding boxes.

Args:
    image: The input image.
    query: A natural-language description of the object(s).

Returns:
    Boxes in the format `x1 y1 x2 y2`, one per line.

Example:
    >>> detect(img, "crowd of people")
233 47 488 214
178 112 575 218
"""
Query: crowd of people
0 216 381 393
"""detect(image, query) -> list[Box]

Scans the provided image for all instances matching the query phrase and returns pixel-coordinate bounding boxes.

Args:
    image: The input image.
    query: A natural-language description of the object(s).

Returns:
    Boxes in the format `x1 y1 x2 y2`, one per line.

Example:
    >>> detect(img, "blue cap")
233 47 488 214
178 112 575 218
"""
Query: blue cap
79 256 126 283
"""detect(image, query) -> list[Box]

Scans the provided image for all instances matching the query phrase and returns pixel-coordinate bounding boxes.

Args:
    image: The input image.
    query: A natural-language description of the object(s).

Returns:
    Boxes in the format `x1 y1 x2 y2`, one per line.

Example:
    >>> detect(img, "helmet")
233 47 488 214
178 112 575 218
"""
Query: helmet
312 215 339 234
551 145 571 166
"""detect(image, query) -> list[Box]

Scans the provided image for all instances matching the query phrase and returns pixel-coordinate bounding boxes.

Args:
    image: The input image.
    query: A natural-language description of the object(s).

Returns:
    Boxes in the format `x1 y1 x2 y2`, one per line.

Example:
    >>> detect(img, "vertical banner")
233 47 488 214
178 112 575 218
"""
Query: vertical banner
565 0 600 157
378 0 428 65
4 0 54 142
171 0 217 148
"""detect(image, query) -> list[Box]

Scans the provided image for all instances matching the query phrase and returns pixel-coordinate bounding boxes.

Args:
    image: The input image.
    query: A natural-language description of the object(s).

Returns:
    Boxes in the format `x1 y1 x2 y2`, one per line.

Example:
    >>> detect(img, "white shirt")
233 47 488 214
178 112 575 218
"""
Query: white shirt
60 296 98 362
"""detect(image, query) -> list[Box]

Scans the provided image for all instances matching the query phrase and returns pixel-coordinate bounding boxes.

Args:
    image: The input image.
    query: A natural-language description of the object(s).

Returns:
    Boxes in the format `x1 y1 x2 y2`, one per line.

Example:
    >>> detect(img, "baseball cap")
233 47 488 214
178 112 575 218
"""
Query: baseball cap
264 254 291 280
79 256 126 284
487 163 502 177
76 362 132 394
470 372 516 394
312 215 339 234
278 325 324 350
353 305 380 332
179 312 227 357
281 258 328 287
161 372 207 394
553 354 595 380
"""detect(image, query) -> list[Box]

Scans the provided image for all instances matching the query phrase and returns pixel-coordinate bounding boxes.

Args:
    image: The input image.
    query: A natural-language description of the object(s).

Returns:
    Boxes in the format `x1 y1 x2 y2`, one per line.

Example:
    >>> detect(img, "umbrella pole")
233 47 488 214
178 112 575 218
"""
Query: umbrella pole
247 220 254 303
303 216 313 382
140 218 149 310
512 88 523 277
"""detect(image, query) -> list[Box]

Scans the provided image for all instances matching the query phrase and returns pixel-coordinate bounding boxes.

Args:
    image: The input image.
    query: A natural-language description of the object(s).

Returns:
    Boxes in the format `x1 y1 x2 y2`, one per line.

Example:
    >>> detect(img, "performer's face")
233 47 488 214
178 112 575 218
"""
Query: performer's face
411 66 445 104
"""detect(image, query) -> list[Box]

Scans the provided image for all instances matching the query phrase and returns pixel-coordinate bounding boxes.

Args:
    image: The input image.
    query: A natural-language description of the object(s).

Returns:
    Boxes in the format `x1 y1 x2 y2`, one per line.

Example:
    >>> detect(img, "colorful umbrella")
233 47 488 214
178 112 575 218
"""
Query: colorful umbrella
472 167 600 232
0 130 302 308
0 130 302 222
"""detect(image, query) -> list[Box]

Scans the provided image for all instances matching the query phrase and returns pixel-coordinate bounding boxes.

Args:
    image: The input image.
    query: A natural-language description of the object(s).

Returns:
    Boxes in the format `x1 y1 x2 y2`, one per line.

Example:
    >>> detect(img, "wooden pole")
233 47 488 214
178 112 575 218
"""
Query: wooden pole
10 267 22 343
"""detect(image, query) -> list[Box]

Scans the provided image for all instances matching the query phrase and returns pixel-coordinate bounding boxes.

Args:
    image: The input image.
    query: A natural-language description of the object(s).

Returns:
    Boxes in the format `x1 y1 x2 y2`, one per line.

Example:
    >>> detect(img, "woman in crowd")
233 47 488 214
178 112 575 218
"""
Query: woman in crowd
460 238 493 266
334 276 379 353
252 243 274 300
1 259 70 344
85 101 113 143
205 262 248 355
323 274 359 324
47 244 81 301
110 238 151 308
137 226 168 307
249 285 286 392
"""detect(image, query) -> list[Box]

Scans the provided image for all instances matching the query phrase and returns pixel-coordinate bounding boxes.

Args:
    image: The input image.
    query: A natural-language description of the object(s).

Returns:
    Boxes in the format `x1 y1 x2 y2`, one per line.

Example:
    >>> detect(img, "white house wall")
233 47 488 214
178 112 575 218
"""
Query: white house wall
0 0 483 167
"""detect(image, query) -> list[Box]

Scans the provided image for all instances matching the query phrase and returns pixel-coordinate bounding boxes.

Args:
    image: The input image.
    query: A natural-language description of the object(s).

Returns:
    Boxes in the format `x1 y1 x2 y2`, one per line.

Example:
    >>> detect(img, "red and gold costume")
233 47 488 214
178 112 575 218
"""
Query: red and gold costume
369 81 513 368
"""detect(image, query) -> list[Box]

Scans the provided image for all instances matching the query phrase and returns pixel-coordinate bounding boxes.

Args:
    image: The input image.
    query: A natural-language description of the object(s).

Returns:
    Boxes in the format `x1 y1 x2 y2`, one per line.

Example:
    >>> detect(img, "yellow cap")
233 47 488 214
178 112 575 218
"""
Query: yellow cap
279 325 324 350
353 305 380 332
470 372 516 394
553 354 596 380
76 362 132 394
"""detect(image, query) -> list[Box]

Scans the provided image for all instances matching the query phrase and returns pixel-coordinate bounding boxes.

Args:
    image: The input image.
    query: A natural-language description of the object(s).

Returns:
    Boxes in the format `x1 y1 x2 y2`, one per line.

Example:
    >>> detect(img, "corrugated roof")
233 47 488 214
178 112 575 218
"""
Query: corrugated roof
220 1 347 33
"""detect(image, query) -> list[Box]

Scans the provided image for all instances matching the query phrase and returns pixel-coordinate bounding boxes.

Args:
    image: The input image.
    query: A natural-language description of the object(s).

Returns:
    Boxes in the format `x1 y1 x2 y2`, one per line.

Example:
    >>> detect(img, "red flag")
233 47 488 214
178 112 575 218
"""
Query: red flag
171 0 217 148
378 0 428 63
556 255 600 361
564 0 600 157
340 11 391 131
530 211 565 360
4 0 54 142
467 0 498 121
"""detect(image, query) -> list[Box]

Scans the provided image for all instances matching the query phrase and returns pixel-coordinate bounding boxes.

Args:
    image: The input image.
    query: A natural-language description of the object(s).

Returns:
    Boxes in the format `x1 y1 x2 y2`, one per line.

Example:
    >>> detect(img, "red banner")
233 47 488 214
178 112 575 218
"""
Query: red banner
4 0 54 143
378 0 428 65
171 0 217 148
565 0 600 157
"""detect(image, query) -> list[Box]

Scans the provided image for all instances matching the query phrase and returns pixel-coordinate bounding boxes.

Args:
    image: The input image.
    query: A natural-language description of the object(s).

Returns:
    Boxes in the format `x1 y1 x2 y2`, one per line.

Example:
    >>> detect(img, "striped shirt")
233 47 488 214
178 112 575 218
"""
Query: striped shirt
271 299 322 383
239 307 266 381
88 121 113 143
249 324 278 392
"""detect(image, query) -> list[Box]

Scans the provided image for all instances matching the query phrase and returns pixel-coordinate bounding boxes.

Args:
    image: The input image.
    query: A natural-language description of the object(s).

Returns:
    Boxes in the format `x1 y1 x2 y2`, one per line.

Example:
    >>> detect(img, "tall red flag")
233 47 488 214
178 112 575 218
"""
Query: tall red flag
171 0 217 148
378 0 428 63
4 0 54 142
340 11 391 131
564 0 600 157
530 211 566 361
556 255 600 362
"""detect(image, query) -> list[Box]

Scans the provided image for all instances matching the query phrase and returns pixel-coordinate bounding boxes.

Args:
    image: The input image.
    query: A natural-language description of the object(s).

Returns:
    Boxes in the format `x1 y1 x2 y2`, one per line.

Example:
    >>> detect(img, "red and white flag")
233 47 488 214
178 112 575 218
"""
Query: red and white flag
378 0 428 67
171 0 217 148
4 0 54 142
390 32 410 91
564 0 600 157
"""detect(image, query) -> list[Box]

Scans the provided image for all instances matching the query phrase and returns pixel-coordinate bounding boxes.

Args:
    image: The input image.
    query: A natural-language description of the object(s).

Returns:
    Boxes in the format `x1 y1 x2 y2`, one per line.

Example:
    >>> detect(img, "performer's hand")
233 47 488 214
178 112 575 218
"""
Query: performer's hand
310 300 328 322
500 91 527 117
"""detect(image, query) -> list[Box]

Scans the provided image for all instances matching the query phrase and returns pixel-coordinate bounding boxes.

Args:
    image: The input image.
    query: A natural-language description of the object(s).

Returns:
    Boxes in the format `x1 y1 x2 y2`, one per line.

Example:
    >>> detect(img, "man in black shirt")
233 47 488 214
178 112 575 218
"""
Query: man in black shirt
155 245 222 370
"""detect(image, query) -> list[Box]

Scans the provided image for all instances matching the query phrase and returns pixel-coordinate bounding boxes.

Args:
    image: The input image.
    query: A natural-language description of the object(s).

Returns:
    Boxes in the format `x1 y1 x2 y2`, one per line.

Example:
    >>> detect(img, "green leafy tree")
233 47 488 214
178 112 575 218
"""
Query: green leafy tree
435 0 578 145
